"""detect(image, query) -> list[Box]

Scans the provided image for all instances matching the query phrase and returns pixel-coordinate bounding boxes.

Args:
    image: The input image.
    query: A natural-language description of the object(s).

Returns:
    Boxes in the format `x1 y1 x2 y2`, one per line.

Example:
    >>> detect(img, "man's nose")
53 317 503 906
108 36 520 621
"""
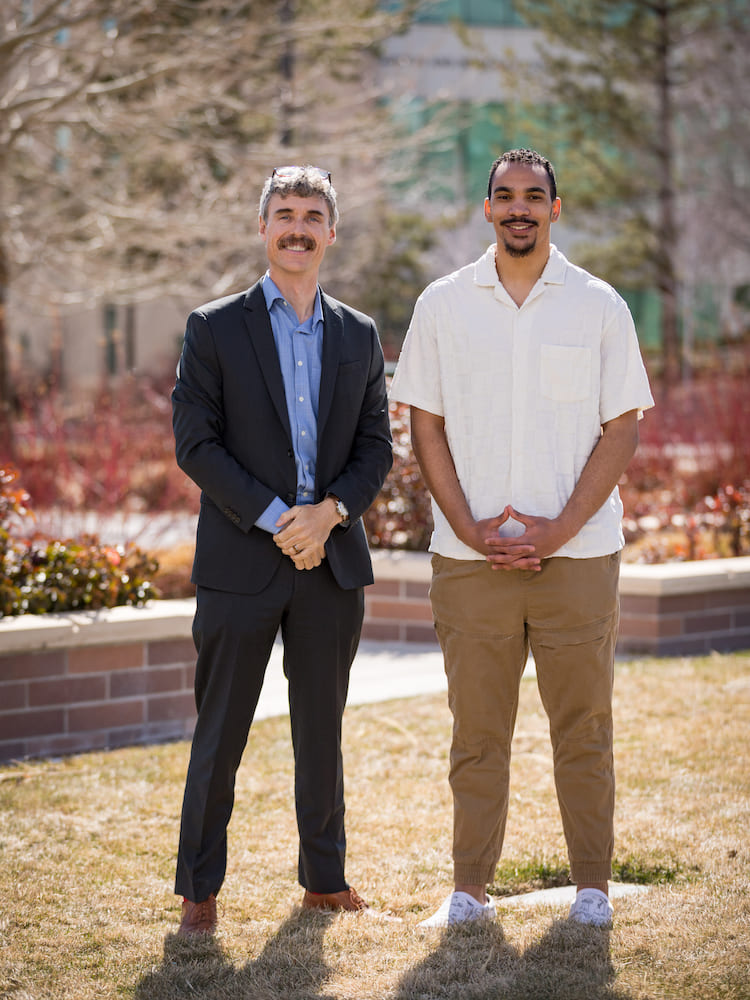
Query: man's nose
509 200 529 215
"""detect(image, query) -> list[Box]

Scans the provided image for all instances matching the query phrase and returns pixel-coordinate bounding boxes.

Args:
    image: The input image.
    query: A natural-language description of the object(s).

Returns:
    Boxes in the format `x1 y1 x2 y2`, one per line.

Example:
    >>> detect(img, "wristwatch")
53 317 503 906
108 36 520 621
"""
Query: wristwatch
327 494 349 524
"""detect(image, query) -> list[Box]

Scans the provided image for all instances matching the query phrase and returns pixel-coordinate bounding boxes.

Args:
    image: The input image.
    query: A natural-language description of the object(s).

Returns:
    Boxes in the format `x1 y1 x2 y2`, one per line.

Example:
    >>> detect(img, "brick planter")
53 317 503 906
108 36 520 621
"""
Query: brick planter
1 556 749 763
365 551 750 656
0 600 197 763
617 558 750 656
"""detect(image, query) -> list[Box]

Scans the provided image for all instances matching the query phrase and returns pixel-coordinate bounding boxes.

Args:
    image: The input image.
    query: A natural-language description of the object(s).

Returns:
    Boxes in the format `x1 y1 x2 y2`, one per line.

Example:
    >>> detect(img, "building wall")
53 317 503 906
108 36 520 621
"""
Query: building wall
9 291 187 398
380 20 581 278
9 8 746 391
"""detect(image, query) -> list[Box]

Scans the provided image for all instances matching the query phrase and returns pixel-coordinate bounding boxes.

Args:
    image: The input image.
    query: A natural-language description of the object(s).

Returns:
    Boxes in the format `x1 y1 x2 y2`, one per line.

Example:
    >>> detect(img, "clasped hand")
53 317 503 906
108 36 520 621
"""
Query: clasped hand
470 505 570 571
273 502 338 571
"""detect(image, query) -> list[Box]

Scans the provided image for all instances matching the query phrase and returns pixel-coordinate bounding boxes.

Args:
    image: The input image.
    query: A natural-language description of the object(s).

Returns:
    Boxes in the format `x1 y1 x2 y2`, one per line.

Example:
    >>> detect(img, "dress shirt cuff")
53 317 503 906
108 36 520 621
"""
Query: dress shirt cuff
255 496 291 534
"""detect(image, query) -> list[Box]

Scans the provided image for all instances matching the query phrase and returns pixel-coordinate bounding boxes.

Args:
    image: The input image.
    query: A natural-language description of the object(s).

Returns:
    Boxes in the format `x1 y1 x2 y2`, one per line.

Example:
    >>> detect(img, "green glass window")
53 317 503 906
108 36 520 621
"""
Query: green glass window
384 0 524 27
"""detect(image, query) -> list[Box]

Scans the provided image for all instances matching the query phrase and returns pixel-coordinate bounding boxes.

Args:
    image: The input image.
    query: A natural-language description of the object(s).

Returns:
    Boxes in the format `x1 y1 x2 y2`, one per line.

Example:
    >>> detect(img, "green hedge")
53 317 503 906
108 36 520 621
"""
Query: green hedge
0 467 158 618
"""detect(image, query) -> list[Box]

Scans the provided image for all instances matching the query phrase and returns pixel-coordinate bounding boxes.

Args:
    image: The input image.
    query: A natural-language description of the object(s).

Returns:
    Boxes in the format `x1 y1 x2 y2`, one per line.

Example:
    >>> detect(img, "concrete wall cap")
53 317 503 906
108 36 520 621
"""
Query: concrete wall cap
620 556 750 596
0 599 195 655
371 548 432 583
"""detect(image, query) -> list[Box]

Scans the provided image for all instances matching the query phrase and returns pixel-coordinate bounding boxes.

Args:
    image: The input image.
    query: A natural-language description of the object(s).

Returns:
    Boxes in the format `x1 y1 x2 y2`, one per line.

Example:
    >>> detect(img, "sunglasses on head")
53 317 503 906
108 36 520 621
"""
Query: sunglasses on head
272 165 332 183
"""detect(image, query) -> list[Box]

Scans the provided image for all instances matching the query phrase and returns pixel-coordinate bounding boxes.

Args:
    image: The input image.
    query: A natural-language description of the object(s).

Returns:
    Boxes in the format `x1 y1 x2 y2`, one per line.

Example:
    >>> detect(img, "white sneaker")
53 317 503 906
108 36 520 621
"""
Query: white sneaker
418 891 496 928
568 888 614 926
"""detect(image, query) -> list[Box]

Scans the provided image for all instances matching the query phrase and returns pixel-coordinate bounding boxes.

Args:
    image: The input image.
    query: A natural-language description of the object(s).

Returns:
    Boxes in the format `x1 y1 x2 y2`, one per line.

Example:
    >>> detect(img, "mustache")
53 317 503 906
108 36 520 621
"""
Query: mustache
278 236 316 250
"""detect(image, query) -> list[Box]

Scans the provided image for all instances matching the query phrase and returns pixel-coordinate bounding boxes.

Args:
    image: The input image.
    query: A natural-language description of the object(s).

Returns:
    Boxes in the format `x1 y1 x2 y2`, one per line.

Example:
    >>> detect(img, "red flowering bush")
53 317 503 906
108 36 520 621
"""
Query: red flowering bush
6 376 196 513
364 401 433 551
620 373 750 562
2 363 749 587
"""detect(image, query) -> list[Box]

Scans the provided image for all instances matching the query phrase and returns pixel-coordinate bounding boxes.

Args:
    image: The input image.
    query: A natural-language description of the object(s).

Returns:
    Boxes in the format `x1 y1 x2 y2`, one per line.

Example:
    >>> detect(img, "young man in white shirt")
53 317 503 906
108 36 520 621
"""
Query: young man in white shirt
391 148 654 928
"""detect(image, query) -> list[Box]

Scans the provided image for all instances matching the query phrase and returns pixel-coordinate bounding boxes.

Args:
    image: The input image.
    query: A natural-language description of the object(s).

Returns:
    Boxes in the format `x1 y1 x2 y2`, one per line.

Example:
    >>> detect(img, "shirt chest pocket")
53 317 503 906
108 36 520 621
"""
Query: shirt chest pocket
540 345 592 402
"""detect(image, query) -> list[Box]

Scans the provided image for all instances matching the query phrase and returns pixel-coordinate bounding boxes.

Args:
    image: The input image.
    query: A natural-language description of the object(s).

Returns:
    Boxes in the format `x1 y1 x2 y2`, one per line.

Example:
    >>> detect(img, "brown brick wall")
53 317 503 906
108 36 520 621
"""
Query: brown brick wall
1 649 66 681
362 563 750 657
0 635 196 763
618 589 750 656
362 578 434 643
1 560 748 763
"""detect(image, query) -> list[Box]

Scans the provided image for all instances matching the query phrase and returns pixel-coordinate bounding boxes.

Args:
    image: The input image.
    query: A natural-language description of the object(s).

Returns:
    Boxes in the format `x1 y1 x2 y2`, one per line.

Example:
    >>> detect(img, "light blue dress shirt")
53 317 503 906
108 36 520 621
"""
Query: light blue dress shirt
254 273 324 534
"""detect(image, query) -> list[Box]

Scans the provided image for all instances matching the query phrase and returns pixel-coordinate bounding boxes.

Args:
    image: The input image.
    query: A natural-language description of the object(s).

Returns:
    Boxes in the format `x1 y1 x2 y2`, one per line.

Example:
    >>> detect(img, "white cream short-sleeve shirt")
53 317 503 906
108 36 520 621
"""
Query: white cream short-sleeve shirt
390 244 655 560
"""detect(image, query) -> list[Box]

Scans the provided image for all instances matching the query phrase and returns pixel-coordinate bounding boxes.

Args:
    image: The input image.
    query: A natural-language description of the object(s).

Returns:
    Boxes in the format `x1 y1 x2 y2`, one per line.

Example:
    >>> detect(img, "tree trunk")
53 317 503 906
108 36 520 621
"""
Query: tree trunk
279 0 295 147
656 1 682 386
0 237 14 460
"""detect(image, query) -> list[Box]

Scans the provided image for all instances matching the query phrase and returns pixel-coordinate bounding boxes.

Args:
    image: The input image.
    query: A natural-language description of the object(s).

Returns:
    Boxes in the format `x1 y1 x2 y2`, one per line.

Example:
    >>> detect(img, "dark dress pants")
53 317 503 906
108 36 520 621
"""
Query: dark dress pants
174 557 364 903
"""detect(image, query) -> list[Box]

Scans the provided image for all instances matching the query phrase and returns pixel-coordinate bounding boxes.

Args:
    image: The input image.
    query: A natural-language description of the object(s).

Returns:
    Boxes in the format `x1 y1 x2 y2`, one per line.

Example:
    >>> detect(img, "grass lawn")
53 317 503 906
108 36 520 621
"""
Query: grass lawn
1 651 749 999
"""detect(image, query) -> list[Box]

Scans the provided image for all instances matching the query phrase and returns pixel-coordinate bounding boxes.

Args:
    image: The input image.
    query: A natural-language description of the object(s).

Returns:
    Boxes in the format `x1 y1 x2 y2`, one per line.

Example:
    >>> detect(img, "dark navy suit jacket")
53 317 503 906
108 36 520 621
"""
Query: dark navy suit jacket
172 279 393 594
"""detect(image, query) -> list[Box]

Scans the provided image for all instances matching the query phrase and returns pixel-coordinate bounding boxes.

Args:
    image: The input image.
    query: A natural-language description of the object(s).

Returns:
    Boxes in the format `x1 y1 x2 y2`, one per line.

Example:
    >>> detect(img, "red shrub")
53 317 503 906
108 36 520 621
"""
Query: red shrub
364 401 433 550
621 373 750 560
3 368 749 564
4 377 197 515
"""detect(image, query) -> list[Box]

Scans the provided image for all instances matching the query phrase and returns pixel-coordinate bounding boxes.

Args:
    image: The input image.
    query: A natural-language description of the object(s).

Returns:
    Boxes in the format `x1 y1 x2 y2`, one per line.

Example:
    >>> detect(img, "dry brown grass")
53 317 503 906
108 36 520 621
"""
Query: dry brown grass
1 652 749 1000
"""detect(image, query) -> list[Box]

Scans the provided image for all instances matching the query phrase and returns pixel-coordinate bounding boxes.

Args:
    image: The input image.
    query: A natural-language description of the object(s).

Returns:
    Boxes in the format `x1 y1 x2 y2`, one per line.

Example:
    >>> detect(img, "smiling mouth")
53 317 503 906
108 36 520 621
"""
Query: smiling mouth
279 238 315 252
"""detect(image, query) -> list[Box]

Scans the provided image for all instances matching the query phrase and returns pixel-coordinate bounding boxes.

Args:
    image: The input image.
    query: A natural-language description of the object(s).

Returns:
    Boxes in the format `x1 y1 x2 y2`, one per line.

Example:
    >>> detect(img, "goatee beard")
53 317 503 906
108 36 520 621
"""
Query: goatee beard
503 241 535 258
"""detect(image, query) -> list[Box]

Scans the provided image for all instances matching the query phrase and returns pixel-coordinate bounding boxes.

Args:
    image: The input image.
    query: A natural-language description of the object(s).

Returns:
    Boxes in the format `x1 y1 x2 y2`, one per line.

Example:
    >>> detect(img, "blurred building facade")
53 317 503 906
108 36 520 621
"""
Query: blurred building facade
7 1 747 396
379 0 749 358
10 3 542 397
10 299 186 400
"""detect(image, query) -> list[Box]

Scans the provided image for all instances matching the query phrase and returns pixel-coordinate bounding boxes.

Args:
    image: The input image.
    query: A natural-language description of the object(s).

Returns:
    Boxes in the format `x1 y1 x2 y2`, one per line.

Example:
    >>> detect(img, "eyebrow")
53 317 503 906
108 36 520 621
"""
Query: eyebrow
273 204 326 219
492 185 549 196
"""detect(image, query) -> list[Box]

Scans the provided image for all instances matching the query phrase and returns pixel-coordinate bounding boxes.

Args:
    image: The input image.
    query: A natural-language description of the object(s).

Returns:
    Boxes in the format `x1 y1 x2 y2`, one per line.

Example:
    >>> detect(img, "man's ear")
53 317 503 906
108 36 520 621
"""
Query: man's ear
551 198 562 222
483 198 492 222
258 214 267 237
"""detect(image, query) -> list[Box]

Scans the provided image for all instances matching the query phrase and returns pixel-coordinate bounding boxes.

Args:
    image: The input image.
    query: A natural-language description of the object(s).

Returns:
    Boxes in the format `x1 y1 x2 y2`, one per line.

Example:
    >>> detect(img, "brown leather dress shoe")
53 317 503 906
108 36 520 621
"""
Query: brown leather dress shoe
301 887 369 912
178 893 217 936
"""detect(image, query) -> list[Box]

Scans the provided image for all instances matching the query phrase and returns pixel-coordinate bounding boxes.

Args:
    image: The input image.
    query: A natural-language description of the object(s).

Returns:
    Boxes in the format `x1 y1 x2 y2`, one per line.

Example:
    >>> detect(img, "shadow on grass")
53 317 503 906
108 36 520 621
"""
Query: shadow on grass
134 909 337 1000
394 918 630 1000
134 908 633 1000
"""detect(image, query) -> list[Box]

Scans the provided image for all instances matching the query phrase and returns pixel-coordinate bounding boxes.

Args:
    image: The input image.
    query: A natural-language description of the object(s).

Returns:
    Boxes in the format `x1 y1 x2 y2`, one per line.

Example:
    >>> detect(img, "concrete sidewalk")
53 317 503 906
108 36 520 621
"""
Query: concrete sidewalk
255 638 535 720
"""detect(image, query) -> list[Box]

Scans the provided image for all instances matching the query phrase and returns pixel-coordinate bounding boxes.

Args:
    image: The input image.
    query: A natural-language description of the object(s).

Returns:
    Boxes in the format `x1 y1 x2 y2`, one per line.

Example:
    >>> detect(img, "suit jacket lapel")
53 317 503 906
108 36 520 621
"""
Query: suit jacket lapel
318 292 343 443
242 281 292 442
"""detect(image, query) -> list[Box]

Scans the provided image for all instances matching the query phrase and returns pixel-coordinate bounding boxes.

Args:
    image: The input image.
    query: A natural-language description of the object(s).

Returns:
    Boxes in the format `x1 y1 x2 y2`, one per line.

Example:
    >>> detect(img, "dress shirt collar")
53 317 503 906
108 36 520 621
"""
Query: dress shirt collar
261 272 324 331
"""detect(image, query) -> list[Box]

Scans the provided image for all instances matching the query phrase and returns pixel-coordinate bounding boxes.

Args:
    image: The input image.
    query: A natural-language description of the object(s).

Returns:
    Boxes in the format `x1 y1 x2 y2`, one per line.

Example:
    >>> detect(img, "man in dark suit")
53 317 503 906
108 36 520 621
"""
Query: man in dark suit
171 165 393 936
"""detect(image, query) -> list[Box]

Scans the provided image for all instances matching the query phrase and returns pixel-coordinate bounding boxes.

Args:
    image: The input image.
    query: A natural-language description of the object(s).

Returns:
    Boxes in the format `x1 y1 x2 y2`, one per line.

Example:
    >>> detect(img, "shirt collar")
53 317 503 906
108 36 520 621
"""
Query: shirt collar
262 272 324 329
474 243 567 288
541 244 567 285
